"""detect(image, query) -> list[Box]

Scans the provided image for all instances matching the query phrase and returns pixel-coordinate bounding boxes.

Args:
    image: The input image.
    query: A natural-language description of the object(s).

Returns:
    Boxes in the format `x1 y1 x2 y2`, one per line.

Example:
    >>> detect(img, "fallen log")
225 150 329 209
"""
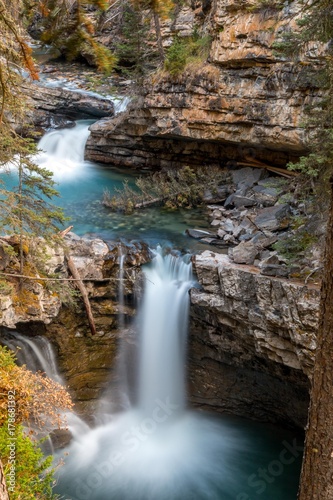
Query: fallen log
58 225 74 237
65 255 97 336
240 157 298 178
134 197 164 209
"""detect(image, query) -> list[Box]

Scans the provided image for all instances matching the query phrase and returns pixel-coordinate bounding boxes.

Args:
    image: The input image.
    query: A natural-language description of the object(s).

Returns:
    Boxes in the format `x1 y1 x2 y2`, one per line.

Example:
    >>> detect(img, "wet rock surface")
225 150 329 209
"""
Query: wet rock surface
22 82 114 135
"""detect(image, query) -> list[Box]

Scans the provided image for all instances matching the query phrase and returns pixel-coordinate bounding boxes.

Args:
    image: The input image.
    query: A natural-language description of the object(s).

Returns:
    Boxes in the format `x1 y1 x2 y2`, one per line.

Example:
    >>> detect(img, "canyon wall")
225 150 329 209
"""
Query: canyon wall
0 235 150 420
85 0 324 170
188 251 319 427
0 235 319 427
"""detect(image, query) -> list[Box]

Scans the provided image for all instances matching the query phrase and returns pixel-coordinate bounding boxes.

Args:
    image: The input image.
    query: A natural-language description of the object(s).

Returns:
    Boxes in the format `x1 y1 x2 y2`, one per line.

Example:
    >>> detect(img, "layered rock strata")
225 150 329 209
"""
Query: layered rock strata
22 82 114 135
189 250 320 427
86 0 324 170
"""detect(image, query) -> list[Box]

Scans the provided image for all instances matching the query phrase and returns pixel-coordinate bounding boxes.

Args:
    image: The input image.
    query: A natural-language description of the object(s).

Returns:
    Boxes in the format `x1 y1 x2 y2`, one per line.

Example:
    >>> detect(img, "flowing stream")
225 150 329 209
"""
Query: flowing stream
2 95 303 498
1 119 212 251
2 331 89 440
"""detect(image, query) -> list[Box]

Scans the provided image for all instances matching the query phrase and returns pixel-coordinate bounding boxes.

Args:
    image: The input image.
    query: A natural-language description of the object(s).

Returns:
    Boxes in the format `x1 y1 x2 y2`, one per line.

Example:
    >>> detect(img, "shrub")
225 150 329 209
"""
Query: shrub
0 423 58 499
164 32 212 76
0 346 72 498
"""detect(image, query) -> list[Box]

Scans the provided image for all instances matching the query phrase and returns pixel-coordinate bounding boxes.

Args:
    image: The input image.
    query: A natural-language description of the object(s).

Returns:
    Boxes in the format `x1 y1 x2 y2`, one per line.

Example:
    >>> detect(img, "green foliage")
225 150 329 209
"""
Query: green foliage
0 345 16 369
272 0 333 200
287 154 322 178
130 0 175 19
164 32 212 76
0 278 13 294
0 346 72 498
247 0 285 13
115 5 155 80
272 229 317 262
0 423 58 499
0 136 67 277
103 165 229 213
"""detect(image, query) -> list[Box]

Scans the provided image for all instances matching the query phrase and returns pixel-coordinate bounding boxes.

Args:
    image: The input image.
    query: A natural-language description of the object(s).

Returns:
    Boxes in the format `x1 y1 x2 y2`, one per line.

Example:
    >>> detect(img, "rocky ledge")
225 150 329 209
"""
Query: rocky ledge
85 0 325 170
188 250 319 428
187 166 325 280
22 81 114 136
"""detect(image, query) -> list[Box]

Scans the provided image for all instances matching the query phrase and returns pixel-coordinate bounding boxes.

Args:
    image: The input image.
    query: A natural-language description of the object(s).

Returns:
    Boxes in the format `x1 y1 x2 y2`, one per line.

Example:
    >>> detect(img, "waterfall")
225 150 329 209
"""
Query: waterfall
35 120 93 181
55 250 247 500
118 246 126 331
138 250 193 414
96 246 131 419
2 332 62 383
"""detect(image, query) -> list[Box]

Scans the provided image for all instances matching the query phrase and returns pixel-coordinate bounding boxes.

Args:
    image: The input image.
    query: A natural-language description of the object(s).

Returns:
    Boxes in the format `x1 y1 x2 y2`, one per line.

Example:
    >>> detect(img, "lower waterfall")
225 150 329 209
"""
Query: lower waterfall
54 249 301 500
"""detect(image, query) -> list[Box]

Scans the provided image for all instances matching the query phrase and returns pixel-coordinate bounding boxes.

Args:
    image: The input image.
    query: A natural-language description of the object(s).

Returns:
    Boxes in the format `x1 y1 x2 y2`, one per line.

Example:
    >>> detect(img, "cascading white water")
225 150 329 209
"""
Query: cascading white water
2 332 62 383
2 332 89 438
138 250 193 414
55 249 249 500
35 120 93 181
118 247 126 331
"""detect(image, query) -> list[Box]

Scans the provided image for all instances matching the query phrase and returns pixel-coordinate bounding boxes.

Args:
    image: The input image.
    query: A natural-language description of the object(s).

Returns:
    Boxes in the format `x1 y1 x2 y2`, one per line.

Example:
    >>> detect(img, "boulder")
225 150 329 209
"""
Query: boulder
232 240 259 265
220 219 235 233
230 194 257 208
260 263 289 278
231 167 266 188
255 204 290 232
203 186 229 203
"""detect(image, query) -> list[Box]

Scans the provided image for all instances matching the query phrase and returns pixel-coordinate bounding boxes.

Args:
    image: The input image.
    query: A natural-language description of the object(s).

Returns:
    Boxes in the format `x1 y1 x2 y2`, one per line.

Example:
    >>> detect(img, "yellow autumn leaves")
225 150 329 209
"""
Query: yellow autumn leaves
0 345 72 431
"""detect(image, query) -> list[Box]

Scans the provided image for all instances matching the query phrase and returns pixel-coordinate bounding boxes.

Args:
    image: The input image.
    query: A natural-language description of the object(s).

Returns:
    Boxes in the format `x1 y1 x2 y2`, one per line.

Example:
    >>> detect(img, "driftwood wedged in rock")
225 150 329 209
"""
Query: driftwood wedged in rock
65 254 97 336
60 226 97 336
236 159 298 178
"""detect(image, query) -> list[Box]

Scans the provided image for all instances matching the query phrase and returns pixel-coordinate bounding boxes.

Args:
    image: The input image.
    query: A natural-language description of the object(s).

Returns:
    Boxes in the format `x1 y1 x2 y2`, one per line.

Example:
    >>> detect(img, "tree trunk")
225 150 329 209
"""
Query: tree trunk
298 176 333 499
18 160 24 290
153 10 164 62
0 460 9 500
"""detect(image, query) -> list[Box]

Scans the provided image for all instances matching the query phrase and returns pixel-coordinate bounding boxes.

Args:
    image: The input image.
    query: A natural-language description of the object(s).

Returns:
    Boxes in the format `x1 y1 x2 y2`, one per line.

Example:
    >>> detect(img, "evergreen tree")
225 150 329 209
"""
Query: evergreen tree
0 138 66 277
115 4 154 80
273 0 333 188
0 1 66 280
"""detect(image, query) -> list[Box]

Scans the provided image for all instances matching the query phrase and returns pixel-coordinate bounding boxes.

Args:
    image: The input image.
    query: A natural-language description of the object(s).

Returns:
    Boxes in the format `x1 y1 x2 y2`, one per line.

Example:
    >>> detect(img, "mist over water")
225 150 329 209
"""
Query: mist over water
54 250 302 500
1 113 303 498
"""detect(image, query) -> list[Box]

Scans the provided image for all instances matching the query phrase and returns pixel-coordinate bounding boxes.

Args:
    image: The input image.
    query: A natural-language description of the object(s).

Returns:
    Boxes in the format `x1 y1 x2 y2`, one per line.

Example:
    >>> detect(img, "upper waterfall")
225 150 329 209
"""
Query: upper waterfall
35 120 93 180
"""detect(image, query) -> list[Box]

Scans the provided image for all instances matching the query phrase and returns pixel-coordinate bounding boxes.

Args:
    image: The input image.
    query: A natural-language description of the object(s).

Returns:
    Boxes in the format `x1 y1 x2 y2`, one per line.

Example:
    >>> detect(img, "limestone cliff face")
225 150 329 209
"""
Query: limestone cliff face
188 251 319 427
86 0 324 169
